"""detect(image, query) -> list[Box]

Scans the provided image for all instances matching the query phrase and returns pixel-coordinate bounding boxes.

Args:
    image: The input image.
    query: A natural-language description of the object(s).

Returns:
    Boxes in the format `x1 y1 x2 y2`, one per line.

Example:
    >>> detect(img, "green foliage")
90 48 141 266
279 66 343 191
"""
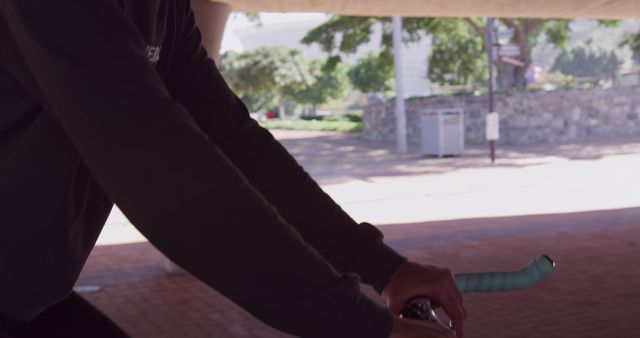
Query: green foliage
620 30 640 64
220 47 350 113
303 16 619 90
243 13 262 26
260 119 362 132
543 20 571 47
262 111 363 132
428 19 487 86
238 92 277 113
347 51 394 93
552 44 621 79
321 111 363 122
302 16 379 55
343 111 363 122
220 47 312 118
302 16 445 52
301 16 443 71
219 46 310 96
597 19 621 28
286 60 349 106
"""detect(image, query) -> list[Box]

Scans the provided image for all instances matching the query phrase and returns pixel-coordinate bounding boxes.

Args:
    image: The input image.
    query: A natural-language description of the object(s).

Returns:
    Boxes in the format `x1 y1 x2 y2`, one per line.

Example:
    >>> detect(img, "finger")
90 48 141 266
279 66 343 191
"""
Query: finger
445 300 465 337
427 273 464 315
445 270 464 309
429 296 463 336
449 286 466 320
424 322 457 338
437 290 465 337
445 272 466 323
404 318 456 337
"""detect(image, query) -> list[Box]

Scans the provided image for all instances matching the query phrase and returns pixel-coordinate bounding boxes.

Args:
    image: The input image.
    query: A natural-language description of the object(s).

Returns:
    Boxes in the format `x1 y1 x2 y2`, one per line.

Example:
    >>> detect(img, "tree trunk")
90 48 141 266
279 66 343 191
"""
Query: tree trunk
279 95 286 120
514 36 532 89
495 62 517 89
493 19 535 90
496 60 530 89
514 61 531 88
494 53 532 90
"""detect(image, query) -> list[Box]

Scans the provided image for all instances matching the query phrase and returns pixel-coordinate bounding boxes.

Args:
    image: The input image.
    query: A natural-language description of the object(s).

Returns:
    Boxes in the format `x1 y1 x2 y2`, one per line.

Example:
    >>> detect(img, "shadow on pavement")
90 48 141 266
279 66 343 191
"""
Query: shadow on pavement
274 131 640 185
378 207 640 253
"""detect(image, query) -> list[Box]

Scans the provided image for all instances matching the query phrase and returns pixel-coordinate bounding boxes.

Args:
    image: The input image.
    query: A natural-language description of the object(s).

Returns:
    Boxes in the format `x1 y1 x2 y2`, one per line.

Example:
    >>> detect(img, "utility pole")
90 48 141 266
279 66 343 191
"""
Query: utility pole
485 17 497 162
392 15 408 153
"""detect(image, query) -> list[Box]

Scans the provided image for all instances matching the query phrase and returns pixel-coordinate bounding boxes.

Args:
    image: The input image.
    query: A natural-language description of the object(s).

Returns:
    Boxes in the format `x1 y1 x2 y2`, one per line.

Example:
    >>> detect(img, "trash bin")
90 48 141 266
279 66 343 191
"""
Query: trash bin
420 108 465 157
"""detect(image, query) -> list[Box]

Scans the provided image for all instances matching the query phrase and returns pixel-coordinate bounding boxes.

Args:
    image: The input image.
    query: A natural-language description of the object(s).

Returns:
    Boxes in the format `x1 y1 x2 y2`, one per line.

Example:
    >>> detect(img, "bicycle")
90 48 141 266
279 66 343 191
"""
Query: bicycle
400 255 556 328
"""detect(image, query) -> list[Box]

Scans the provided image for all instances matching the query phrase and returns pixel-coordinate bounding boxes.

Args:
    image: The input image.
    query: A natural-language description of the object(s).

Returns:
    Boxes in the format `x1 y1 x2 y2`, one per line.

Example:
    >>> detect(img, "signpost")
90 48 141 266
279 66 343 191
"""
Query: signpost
493 43 521 58
486 112 500 144
496 27 515 43
485 17 497 162
392 16 408 153
501 56 525 67
493 43 524 67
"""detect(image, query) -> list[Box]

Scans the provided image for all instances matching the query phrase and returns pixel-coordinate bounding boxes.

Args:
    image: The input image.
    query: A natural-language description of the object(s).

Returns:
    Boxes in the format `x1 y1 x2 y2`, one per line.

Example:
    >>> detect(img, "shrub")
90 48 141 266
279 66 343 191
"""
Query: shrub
260 119 362 132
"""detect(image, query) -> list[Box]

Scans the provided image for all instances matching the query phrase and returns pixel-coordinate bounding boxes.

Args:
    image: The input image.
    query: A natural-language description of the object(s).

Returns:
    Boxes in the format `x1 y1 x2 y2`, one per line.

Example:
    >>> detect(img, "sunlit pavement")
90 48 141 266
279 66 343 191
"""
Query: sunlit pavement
81 131 640 337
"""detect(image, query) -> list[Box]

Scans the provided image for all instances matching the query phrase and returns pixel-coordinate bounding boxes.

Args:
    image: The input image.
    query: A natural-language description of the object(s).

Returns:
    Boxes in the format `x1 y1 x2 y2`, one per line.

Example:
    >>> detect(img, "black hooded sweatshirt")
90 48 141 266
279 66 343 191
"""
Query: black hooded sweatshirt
0 0 406 337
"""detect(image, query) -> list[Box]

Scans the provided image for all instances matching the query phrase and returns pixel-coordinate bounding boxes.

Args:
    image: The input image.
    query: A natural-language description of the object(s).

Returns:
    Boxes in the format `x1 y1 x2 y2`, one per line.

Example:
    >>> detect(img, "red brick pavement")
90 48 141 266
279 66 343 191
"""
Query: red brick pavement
78 208 640 338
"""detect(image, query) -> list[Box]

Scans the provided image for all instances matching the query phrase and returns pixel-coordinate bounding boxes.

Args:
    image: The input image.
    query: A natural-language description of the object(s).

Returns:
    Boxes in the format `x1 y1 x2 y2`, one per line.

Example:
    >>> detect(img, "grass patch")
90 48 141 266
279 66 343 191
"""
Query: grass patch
260 119 363 132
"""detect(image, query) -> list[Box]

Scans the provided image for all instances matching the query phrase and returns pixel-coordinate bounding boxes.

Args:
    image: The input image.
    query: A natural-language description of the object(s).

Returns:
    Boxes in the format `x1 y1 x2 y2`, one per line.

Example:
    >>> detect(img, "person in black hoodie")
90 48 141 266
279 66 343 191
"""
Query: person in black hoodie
0 0 465 337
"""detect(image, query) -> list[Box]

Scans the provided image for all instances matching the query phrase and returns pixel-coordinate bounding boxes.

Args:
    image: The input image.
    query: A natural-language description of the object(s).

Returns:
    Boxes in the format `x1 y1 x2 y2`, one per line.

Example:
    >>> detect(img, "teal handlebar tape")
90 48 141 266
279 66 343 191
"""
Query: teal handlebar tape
455 255 555 293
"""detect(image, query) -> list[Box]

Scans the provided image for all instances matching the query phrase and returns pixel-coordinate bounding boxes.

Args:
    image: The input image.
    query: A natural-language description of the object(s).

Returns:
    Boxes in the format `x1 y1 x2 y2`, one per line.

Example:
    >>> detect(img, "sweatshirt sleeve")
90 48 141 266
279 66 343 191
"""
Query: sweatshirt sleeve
0 1 395 336
165 3 407 294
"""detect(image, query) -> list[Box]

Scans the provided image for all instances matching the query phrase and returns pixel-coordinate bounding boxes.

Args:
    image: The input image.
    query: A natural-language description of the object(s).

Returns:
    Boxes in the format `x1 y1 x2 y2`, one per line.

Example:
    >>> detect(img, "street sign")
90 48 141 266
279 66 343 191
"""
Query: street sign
500 44 521 56
501 56 525 67
486 112 500 141
497 27 514 44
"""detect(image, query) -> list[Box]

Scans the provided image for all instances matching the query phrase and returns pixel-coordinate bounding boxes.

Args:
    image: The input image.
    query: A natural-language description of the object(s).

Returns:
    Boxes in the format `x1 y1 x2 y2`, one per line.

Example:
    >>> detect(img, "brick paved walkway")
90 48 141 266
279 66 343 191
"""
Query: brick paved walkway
79 208 640 338
82 131 640 337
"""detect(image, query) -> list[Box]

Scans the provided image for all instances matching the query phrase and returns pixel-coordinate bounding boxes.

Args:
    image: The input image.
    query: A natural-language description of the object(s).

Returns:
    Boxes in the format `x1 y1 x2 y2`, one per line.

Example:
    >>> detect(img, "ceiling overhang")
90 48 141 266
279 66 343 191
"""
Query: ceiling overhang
221 0 640 19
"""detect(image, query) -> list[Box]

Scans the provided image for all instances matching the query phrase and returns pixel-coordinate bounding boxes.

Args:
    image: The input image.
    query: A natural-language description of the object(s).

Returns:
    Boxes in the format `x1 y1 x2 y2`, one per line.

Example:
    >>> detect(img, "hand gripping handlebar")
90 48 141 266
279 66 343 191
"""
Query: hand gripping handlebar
400 255 556 327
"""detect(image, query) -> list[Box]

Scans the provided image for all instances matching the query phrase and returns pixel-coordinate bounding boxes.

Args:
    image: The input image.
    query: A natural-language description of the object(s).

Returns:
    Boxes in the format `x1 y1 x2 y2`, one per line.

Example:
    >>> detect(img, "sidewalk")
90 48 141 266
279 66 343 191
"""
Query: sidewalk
98 131 640 244
275 131 640 224
83 131 640 337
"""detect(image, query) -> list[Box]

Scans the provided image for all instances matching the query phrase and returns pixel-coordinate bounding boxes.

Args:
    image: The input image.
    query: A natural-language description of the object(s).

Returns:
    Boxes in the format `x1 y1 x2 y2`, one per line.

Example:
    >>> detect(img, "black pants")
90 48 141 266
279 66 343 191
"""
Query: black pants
1 292 129 338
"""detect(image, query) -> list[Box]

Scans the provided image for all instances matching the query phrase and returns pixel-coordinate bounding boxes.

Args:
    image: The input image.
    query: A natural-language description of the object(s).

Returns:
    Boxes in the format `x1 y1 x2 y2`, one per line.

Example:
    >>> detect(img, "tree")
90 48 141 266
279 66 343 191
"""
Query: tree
286 60 350 113
347 51 394 93
552 44 621 80
220 47 350 117
619 30 640 65
234 92 277 114
302 16 618 90
302 15 440 70
428 19 487 86
219 46 310 119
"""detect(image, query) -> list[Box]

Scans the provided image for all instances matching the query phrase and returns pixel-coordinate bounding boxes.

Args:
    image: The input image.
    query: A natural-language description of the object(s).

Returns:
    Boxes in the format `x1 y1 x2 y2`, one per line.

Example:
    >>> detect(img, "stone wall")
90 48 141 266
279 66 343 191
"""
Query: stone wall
364 87 640 146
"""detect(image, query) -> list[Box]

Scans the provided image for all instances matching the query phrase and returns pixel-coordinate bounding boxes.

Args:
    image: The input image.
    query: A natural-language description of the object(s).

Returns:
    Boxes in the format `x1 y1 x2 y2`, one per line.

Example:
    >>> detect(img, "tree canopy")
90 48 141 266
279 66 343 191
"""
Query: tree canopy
219 46 348 115
285 59 349 108
302 16 619 90
552 43 621 80
620 30 640 65
347 51 394 94
220 46 309 95
428 19 487 86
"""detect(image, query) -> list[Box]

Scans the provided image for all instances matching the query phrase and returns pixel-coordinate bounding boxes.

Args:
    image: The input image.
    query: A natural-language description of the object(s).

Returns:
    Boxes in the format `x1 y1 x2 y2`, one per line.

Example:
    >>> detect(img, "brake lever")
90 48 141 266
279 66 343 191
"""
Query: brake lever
400 297 452 329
